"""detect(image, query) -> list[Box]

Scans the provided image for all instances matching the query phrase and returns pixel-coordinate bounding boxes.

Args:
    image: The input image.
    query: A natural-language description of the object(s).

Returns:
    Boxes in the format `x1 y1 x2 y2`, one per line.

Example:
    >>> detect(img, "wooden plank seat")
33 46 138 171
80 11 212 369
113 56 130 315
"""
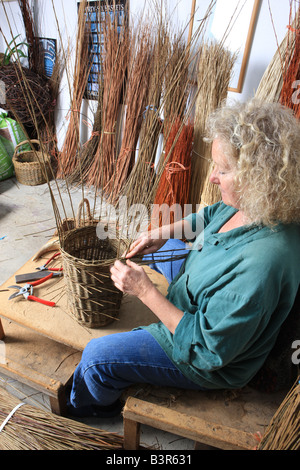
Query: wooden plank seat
122 385 286 450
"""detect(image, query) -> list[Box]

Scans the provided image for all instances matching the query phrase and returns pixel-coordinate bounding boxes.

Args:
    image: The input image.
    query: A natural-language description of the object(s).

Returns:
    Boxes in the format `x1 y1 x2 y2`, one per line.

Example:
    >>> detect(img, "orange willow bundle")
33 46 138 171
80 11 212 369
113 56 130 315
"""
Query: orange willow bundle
279 9 300 118
106 25 153 201
151 118 193 228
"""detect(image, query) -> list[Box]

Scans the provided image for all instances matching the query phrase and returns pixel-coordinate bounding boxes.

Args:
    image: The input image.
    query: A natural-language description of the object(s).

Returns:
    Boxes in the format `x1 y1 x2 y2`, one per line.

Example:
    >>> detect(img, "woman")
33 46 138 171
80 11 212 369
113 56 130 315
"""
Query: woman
68 99 300 418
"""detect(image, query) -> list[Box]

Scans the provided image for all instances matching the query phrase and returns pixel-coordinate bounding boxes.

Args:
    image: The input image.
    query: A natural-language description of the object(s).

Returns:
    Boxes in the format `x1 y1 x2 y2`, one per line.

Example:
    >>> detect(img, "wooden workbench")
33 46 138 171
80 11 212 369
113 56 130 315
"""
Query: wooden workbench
0 250 168 414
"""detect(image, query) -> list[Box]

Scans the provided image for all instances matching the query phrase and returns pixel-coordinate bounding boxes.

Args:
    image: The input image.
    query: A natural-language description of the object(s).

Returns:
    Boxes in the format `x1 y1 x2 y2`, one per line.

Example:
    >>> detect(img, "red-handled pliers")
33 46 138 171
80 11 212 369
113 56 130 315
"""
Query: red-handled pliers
36 252 63 272
8 273 56 307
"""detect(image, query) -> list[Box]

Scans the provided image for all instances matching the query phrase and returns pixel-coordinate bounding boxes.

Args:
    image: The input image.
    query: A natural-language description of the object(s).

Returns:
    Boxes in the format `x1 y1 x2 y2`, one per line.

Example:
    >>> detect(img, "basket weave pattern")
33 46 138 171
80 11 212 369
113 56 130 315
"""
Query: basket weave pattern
61 225 123 328
12 139 52 186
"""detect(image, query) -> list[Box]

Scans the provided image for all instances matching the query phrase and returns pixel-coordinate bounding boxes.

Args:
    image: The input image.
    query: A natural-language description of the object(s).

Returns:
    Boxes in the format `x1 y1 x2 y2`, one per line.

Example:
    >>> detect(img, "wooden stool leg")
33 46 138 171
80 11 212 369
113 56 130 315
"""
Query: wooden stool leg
123 418 141 450
0 318 5 340
49 386 68 416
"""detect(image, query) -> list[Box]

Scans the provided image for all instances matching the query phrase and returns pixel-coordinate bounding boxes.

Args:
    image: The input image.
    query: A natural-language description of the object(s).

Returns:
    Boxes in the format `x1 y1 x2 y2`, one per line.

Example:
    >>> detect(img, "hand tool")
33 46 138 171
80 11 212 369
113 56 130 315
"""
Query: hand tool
15 252 63 283
36 252 62 272
8 273 56 307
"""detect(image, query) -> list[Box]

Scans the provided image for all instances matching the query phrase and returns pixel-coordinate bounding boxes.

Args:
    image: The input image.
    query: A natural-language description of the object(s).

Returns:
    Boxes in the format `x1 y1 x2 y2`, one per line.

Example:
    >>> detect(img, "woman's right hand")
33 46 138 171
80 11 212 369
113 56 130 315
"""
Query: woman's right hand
125 228 167 258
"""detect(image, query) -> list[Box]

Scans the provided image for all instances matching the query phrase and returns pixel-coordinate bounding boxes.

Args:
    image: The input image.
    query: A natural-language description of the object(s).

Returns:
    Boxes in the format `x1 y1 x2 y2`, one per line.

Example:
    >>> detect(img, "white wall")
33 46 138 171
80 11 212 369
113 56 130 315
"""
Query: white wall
229 0 291 102
0 0 27 62
170 0 291 102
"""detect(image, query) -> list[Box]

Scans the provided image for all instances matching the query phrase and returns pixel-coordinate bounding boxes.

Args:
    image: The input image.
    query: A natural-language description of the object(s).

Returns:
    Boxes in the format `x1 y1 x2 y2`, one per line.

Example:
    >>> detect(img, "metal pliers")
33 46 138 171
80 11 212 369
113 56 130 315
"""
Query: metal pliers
8 273 56 307
36 252 63 273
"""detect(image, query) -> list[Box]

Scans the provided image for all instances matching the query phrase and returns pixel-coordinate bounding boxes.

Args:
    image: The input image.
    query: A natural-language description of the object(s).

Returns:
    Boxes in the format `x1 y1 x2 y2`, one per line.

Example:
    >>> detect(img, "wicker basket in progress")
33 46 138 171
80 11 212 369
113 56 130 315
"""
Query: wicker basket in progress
12 139 52 186
61 224 123 328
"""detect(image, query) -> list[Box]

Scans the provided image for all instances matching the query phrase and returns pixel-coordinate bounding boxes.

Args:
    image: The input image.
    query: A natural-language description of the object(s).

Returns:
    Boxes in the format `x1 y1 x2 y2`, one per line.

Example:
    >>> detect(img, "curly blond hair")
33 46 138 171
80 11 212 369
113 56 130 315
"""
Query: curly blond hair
204 99 300 226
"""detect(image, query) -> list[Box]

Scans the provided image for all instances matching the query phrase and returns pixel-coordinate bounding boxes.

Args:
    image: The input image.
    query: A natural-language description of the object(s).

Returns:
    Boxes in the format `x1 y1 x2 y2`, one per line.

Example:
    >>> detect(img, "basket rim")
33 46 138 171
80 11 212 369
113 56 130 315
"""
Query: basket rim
12 139 51 166
60 225 117 267
12 151 51 164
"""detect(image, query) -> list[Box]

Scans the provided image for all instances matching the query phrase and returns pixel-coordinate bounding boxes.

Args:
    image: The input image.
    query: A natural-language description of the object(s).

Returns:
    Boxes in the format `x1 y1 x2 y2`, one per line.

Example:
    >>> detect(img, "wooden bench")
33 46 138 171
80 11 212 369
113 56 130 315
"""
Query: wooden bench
122 385 286 450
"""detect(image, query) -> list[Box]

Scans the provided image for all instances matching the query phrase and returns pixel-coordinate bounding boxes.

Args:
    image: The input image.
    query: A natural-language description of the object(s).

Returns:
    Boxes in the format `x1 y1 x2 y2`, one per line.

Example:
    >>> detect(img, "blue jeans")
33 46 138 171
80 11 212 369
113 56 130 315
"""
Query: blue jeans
142 238 190 283
70 240 202 409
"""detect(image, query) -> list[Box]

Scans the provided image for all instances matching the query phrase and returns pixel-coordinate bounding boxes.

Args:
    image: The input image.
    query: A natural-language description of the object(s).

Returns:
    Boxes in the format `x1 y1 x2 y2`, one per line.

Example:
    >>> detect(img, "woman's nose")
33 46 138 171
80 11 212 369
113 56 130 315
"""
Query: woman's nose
209 167 219 184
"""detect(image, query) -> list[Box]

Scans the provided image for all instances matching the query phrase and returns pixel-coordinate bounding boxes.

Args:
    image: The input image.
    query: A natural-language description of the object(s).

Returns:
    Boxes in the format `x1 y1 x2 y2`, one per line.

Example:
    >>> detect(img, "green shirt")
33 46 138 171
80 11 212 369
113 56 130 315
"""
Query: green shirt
141 202 300 389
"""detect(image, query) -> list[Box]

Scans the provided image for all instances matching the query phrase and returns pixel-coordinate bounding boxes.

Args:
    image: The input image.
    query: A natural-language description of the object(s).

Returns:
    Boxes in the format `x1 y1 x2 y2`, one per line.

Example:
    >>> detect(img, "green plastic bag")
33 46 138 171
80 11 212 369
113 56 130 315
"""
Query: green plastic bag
0 110 30 181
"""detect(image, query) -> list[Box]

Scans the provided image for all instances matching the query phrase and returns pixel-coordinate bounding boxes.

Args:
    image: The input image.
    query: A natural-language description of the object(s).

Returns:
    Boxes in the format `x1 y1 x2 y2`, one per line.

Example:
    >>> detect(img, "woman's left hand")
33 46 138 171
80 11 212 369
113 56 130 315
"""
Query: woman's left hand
110 259 153 299
111 260 183 334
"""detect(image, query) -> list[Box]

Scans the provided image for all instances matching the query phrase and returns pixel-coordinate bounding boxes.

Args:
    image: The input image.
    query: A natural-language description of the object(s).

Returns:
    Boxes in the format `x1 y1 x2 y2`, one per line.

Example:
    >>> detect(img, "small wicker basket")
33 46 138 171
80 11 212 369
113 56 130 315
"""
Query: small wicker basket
12 139 52 186
61 224 123 328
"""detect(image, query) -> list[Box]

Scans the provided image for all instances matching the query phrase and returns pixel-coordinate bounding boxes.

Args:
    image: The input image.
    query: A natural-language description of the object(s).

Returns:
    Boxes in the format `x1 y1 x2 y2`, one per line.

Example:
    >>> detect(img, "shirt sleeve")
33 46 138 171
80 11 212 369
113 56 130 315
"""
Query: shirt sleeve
172 289 264 371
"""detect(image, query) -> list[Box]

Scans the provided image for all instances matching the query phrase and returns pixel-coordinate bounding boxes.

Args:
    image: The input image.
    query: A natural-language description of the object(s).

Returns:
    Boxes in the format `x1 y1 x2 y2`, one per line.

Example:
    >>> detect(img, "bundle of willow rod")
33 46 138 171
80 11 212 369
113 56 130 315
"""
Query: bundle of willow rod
0 387 124 450
163 34 190 133
56 0 90 178
257 377 300 450
106 23 153 202
69 83 103 185
86 11 129 190
199 161 222 208
190 40 235 209
151 118 193 228
255 4 299 103
279 5 300 117
122 23 170 203
1 0 216 242
119 13 212 241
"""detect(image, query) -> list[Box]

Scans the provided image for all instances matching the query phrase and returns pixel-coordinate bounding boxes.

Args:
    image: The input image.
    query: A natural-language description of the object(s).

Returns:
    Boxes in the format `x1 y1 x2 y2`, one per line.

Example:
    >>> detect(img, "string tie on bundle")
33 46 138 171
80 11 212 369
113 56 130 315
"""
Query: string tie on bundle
83 131 100 147
0 402 25 433
287 25 300 34
165 161 191 201
65 109 81 121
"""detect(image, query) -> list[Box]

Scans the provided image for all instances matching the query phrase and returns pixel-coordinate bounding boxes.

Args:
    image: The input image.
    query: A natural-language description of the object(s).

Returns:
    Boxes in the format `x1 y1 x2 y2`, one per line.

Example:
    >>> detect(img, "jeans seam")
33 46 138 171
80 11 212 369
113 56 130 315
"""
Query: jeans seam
82 361 178 373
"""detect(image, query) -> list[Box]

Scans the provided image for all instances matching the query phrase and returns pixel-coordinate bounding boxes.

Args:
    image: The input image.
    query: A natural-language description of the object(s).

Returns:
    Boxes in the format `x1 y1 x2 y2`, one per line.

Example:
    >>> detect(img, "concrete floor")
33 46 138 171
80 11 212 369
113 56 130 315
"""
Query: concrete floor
0 176 196 451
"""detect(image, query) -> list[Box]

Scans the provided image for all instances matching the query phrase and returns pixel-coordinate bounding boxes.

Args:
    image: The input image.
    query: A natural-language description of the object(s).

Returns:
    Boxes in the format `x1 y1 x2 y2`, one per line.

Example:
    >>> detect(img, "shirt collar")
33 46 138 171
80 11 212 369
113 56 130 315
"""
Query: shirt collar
204 204 265 249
